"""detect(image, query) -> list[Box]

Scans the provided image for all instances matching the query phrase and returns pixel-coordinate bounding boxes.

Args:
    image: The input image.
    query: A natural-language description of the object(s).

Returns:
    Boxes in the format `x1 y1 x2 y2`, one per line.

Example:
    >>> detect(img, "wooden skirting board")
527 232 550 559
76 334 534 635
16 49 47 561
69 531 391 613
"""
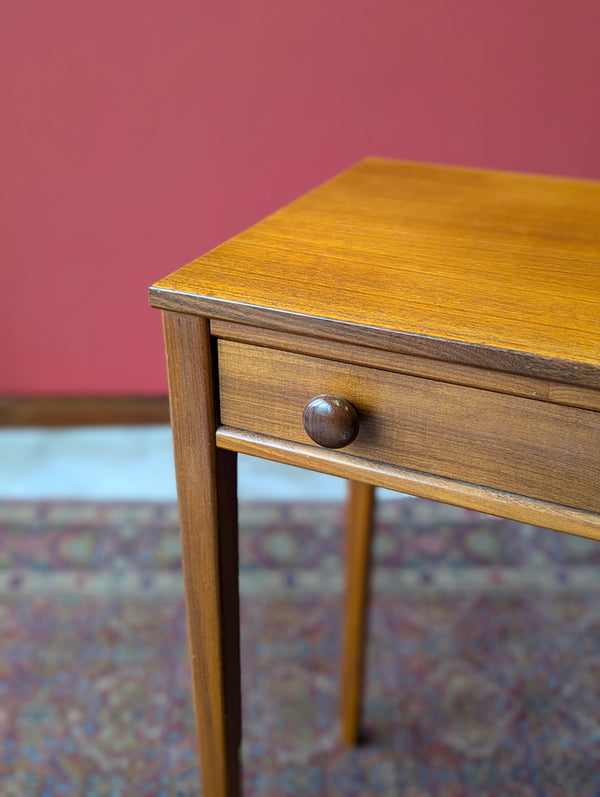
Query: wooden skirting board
0 396 170 426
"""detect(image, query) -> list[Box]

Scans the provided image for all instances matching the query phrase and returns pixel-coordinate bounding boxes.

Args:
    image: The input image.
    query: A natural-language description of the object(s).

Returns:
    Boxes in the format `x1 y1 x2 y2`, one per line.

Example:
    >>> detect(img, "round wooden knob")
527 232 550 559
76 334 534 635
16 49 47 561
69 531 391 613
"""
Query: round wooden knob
302 394 359 449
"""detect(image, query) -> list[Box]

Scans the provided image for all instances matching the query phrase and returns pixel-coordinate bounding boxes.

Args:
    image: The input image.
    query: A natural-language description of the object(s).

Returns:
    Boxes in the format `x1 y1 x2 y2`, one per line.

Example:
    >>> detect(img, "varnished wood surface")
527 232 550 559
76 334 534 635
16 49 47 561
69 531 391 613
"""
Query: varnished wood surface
153 159 600 783
215 427 600 541
151 159 600 387
162 312 241 797
0 395 170 426
211 319 600 412
341 481 375 746
218 341 600 513
302 394 360 449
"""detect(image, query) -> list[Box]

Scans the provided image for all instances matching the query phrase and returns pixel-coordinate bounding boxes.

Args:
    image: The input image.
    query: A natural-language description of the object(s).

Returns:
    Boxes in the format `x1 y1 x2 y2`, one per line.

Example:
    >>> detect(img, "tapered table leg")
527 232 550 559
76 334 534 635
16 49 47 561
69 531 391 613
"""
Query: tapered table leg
340 480 375 746
163 311 241 797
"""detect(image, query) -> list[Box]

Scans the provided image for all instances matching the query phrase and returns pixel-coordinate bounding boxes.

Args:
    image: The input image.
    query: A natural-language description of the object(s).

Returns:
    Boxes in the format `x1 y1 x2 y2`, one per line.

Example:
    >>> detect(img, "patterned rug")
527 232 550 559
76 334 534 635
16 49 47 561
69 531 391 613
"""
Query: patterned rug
2 498 600 796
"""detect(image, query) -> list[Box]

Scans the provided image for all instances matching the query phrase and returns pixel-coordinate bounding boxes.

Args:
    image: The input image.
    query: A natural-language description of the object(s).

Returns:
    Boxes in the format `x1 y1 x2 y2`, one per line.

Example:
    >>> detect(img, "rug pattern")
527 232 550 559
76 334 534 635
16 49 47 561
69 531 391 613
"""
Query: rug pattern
1 499 600 795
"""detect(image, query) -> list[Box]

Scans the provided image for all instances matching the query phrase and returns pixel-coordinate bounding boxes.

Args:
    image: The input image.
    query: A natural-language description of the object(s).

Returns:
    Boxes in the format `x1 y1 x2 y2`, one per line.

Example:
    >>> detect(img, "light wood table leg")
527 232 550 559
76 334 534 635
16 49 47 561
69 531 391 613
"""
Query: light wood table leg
340 480 375 746
163 311 241 797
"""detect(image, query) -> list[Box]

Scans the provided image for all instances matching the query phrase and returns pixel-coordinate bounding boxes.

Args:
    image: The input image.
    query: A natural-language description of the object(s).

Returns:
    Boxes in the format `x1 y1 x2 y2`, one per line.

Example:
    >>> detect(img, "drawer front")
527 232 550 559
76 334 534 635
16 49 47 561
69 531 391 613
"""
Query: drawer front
217 340 600 513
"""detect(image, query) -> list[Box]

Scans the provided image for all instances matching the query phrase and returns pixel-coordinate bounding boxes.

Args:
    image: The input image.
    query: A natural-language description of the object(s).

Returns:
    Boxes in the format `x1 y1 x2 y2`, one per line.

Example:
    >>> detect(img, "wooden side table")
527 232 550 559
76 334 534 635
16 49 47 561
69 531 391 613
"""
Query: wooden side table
149 159 600 797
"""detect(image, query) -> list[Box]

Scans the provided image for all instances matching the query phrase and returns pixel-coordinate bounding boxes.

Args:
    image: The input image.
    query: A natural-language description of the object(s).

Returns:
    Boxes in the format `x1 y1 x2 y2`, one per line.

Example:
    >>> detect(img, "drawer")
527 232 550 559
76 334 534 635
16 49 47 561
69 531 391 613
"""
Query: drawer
217 340 600 513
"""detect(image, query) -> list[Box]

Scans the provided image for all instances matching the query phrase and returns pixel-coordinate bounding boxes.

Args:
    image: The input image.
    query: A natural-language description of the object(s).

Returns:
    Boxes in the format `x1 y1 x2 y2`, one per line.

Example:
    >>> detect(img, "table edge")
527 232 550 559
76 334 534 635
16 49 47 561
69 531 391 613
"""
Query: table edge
149 287 600 390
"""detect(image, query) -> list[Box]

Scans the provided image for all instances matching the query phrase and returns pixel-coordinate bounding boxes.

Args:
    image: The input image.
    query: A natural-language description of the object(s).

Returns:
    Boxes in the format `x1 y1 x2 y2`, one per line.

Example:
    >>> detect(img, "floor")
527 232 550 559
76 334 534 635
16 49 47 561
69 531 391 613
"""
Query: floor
0 426 401 502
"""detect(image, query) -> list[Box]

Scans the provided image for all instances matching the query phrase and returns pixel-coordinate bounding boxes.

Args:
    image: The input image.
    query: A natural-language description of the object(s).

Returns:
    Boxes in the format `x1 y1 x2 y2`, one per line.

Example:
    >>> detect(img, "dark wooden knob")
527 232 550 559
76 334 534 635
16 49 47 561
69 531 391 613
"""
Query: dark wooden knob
302 394 359 449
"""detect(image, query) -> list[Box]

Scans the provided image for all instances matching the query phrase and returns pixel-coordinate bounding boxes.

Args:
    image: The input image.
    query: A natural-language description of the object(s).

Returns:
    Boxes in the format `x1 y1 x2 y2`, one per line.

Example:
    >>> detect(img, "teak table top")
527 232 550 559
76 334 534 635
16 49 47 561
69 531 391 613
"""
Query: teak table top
150 158 600 388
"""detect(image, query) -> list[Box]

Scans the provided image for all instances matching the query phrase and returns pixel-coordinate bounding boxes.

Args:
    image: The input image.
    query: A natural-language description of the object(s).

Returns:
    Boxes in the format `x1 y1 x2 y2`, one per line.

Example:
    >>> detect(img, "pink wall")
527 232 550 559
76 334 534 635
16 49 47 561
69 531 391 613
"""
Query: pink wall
3 0 600 395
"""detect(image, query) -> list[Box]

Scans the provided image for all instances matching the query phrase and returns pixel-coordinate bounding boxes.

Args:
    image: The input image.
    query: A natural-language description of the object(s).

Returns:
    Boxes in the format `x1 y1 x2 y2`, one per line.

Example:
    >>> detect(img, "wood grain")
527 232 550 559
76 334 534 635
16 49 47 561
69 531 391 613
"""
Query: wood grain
341 481 375 746
153 159 600 775
217 341 600 513
162 312 241 797
151 158 600 387
215 427 600 540
211 320 600 412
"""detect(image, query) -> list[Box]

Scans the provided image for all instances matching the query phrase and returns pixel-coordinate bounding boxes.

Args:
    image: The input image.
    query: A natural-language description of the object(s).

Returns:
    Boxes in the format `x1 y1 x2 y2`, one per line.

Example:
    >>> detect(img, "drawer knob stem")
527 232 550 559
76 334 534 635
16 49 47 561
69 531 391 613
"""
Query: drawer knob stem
302 394 360 449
